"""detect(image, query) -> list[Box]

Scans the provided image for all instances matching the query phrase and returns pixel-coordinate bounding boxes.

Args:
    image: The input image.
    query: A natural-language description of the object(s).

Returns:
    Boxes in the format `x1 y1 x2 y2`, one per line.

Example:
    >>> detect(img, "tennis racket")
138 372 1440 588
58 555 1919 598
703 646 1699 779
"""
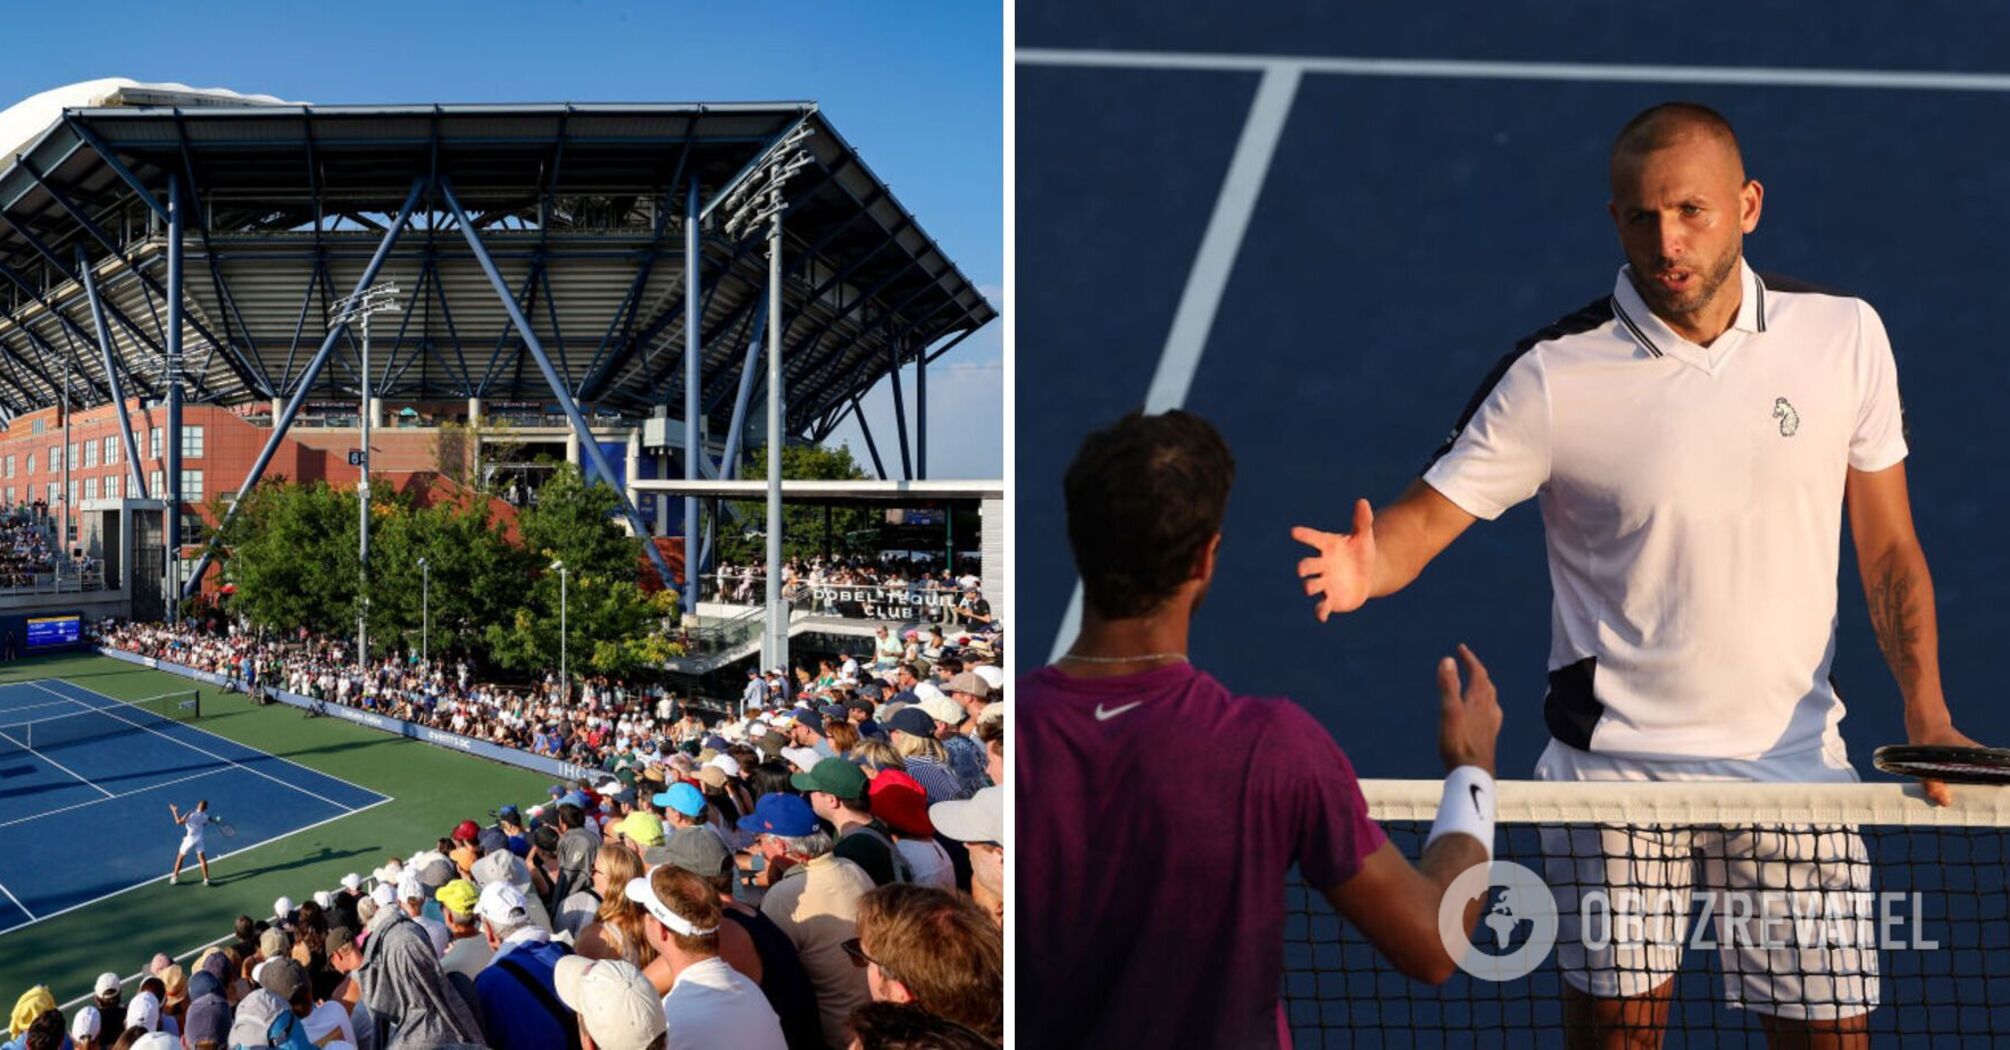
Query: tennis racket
1873 745 2010 785
214 816 238 838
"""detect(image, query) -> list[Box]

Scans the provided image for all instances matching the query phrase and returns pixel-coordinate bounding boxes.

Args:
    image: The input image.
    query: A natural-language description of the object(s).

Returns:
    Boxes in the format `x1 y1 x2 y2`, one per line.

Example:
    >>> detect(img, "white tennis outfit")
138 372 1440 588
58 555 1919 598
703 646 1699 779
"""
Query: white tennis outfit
180 808 209 854
1424 260 1905 1017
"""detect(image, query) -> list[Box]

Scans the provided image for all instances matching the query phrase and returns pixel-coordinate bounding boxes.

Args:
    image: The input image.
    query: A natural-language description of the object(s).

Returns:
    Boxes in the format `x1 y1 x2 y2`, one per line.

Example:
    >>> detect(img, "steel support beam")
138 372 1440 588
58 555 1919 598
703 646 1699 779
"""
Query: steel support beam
851 395 889 480
718 282 769 482
0 263 125 406
682 179 701 610
63 116 170 224
182 176 425 597
167 175 184 602
887 337 913 480
915 336 926 480
79 246 148 499
437 176 678 593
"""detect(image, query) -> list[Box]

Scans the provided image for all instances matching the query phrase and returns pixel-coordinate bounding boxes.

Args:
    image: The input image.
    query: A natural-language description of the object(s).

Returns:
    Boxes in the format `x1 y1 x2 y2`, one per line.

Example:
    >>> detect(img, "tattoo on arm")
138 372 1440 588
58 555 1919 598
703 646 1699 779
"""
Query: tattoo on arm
1868 548 1921 686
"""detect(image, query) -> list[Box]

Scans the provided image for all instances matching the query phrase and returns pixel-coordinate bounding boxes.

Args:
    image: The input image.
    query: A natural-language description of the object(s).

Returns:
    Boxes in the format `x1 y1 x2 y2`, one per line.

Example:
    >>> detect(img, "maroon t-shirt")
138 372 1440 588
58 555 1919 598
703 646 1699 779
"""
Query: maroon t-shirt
1019 661 1387 1049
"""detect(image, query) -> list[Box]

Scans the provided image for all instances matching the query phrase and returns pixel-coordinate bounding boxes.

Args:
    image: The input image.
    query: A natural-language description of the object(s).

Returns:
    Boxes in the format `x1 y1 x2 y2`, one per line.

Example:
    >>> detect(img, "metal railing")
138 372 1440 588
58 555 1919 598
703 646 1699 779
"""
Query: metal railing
681 604 767 657
0 568 105 596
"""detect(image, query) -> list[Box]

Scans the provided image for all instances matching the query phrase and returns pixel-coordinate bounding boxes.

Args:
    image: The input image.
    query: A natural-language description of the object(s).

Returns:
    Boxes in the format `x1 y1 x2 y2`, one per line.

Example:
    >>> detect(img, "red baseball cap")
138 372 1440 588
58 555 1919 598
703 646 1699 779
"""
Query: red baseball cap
868 769 933 837
452 819 481 842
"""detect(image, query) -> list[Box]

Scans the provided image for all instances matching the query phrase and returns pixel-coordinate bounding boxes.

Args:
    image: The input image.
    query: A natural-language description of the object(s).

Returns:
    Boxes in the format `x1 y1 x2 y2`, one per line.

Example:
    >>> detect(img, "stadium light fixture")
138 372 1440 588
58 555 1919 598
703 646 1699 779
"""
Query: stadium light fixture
721 125 815 675
551 560 569 703
417 556 429 665
330 284 401 669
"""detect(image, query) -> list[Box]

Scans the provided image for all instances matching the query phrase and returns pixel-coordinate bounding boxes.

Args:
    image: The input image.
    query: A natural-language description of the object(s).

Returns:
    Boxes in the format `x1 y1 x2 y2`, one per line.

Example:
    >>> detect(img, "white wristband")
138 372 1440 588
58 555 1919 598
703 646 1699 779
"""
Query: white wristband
1425 766 1496 862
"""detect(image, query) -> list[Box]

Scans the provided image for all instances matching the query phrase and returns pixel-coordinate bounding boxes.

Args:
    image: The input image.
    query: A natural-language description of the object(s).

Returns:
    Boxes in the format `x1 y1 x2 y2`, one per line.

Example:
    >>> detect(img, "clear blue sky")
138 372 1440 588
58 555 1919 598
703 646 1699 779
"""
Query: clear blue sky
0 0 1003 475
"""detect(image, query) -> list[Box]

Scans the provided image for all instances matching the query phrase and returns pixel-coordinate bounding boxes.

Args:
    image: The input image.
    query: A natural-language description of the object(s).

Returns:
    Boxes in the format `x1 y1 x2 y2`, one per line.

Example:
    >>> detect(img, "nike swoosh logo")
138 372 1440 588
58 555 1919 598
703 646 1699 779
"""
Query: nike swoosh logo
1094 701 1145 721
1469 783 1485 816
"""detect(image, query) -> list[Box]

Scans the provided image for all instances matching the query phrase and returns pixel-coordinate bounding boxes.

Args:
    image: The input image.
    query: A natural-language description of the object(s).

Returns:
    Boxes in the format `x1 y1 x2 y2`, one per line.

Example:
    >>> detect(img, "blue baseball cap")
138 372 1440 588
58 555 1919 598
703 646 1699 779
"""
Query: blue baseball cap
557 791 588 809
736 793 818 837
887 706 937 737
653 782 706 818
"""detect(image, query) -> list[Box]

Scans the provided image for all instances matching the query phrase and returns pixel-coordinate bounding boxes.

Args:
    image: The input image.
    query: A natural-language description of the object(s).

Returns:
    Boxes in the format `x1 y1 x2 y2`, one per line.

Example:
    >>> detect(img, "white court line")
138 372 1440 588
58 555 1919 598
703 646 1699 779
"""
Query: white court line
0 697 95 721
1048 64 1302 663
0 724 116 801
38 678 389 804
1018 48 2010 93
0 794 394 942
0 765 238 830
0 877 33 923
27 681 353 810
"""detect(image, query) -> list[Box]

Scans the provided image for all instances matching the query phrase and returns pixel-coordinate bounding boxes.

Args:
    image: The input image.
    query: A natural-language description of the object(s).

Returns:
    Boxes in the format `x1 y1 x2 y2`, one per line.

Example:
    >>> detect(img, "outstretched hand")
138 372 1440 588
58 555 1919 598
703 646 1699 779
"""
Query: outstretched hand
1293 499 1377 623
1436 644 1501 775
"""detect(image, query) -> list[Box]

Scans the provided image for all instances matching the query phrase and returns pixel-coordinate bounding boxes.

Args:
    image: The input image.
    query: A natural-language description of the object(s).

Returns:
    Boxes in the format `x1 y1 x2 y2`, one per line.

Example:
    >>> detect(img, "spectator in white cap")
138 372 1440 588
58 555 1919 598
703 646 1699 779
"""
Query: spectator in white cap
471 881 574 1050
126 1032 175 1050
552 957 666 1050
931 786 1004 928
272 896 296 931
89 973 123 1035
124 989 160 1033
68 1004 101 1050
923 687 989 796
394 868 451 956
625 866 785 1049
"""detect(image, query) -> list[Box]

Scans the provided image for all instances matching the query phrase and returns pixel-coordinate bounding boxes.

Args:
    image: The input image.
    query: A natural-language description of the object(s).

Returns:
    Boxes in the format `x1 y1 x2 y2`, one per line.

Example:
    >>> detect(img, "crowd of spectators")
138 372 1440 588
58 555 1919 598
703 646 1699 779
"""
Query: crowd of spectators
0 695 1005 1049
96 622 703 774
710 556 994 631
0 513 58 588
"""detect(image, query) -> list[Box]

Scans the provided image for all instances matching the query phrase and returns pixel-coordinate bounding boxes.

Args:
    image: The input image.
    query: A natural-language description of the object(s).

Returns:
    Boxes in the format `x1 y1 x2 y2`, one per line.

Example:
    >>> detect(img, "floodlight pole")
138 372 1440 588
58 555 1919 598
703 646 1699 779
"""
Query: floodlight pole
418 556 429 665
359 304 370 667
764 196 786 677
719 124 814 676
553 560 568 702
166 174 183 612
333 283 400 669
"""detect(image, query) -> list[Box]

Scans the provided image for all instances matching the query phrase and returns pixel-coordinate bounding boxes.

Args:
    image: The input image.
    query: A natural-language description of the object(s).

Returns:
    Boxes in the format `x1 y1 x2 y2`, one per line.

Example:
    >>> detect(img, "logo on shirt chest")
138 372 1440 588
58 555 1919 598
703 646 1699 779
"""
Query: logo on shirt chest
1772 397 1799 437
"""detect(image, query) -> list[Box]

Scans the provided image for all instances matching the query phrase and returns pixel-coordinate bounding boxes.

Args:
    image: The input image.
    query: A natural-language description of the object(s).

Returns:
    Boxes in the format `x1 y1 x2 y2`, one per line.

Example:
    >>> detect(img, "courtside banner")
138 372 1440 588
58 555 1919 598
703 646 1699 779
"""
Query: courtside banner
98 647 596 782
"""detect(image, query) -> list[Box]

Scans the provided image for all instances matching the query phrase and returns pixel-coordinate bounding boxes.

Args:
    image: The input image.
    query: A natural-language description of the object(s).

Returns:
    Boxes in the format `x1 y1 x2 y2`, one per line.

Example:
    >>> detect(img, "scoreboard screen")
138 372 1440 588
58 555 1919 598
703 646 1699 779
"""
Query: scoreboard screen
25 615 80 649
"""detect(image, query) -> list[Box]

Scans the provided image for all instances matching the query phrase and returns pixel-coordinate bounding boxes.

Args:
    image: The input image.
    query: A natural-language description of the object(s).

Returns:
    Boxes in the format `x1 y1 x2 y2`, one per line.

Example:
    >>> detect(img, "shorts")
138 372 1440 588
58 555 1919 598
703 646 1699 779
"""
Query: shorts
1535 740 1878 1020
180 832 206 855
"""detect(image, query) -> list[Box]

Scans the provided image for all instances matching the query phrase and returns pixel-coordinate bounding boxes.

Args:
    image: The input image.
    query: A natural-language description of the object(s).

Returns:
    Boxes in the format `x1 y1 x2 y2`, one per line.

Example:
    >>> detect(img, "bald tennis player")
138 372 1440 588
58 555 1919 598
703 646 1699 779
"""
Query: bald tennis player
1022 409 1503 1049
1294 102 1983 1048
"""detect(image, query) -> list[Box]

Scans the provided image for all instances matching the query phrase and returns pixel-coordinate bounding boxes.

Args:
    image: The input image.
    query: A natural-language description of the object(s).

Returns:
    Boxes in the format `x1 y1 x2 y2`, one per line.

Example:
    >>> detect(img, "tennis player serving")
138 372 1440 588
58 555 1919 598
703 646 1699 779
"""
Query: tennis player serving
1293 102 1982 1048
167 799 214 886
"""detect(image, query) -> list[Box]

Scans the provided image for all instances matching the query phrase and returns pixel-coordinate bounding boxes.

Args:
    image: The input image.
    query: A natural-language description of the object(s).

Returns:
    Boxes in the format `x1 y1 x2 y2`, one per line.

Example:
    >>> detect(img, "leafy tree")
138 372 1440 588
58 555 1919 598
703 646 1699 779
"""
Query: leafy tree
207 479 360 638
484 463 682 678
717 443 880 565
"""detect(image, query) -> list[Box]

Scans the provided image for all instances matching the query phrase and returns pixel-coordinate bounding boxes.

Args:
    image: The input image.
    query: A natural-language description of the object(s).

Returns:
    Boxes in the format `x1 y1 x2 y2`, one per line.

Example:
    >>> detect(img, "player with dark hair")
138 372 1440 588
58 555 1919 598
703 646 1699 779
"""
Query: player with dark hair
1021 409 1504 1048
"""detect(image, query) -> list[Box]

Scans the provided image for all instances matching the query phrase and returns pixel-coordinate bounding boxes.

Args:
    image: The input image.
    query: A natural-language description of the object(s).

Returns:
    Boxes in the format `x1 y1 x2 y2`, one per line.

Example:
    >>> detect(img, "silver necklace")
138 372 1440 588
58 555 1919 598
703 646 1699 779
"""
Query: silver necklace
1059 650 1188 665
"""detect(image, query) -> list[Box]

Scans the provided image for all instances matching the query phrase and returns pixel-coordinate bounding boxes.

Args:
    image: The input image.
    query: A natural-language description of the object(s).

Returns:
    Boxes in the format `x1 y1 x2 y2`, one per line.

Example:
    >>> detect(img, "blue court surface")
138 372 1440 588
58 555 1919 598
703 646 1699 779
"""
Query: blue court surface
1018 6 2010 780
0 678 388 934
1020 8 2010 1045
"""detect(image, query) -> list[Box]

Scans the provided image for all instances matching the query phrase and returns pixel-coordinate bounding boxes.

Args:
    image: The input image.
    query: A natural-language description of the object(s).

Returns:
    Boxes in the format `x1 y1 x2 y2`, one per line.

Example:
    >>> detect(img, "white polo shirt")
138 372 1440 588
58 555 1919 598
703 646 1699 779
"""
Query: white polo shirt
1423 259 1908 761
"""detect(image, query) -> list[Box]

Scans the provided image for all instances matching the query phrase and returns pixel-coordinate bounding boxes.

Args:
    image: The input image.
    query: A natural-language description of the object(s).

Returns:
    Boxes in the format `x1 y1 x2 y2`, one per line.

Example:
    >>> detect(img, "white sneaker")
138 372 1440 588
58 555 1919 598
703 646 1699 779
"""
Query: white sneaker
203 878 212 886
169 874 178 885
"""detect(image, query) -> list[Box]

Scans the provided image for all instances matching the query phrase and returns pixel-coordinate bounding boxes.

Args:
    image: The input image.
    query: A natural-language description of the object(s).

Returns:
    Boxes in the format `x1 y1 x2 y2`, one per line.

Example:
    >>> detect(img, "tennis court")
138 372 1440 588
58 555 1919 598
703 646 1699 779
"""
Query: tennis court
0 676 387 935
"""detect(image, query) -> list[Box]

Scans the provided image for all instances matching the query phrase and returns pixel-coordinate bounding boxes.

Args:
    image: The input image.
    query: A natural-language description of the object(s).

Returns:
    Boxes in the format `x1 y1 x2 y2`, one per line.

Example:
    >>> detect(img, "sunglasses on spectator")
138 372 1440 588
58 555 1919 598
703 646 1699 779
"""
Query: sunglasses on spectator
841 937 887 971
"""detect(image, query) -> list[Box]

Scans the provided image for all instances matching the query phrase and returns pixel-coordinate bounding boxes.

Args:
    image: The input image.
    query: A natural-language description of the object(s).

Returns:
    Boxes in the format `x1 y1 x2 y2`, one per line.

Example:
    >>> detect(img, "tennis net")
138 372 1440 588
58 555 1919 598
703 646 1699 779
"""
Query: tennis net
1286 780 2010 1047
0 689 201 751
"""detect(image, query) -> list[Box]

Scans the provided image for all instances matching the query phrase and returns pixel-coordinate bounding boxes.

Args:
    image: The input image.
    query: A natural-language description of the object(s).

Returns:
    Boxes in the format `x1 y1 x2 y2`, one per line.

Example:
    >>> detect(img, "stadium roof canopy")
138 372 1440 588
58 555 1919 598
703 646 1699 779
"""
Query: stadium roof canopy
0 82 995 444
